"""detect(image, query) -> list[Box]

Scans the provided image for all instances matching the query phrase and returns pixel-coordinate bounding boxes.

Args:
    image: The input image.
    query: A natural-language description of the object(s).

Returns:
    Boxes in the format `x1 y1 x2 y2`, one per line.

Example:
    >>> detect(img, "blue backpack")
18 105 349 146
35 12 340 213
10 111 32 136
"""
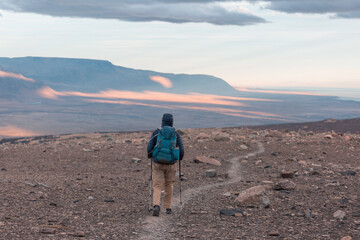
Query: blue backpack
152 126 180 164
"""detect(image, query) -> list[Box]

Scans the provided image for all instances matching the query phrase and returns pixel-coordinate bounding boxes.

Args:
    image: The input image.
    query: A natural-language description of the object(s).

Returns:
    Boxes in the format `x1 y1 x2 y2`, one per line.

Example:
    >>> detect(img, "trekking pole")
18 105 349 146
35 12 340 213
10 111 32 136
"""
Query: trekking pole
179 160 182 205
148 160 153 211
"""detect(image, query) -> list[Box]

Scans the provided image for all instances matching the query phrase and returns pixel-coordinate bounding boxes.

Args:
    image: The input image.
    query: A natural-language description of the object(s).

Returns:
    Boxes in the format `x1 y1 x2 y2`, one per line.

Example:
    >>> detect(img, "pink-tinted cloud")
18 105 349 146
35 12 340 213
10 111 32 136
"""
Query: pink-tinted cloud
236 87 325 96
85 99 294 121
38 87 254 106
0 70 35 82
0 125 40 137
86 99 175 109
150 76 173 88
174 105 293 121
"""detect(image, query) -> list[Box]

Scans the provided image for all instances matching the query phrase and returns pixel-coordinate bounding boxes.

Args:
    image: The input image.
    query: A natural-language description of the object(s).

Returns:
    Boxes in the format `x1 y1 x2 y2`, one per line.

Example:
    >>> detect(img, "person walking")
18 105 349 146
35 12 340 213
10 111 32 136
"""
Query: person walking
147 113 184 216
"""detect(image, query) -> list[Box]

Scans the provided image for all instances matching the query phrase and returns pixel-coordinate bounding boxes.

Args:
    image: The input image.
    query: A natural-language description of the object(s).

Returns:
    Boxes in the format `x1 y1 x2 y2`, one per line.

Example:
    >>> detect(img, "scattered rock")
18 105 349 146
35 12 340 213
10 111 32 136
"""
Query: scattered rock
68 231 86 237
41 228 56 234
131 158 142 163
274 180 296 191
235 185 270 208
340 170 356 176
196 133 210 140
344 136 351 141
268 230 280 236
223 192 231 197
239 145 248 150
88 196 94 200
333 210 346 220
194 156 221 166
280 171 295 178
324 135 333 139
341 236 352 240
213 133 230 142
219 209 245 217
205 169 217 178
304 209 312 218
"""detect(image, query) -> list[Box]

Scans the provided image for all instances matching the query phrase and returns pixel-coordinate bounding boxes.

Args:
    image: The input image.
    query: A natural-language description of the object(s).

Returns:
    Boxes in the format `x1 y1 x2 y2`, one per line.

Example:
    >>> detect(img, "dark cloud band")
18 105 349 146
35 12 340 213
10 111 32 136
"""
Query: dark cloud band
0 0 265 26
262 0 360 18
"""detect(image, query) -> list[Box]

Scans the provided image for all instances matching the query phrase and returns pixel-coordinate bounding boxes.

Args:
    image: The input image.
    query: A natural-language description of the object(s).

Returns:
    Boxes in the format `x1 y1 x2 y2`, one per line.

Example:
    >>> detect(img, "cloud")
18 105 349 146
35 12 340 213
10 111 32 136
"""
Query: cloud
0 70 35 82
0 125 40 137
37 87 279 106
262 0 360 18
235 87 326 96
150 76 173 88
0 0 266 26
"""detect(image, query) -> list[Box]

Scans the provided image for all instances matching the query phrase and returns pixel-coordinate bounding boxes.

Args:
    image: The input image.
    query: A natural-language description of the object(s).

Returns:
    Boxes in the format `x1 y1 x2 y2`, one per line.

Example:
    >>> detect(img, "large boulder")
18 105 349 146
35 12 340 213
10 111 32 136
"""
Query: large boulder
235 185 270 208
213 132 231 142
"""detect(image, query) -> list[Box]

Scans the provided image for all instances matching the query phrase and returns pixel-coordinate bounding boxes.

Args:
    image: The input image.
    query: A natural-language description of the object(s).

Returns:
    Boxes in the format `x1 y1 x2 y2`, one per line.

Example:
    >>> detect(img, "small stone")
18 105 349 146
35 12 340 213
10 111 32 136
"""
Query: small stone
274 180 296 191
344 136 351 141
131 158 142 163
205 169 217 178
41 228 56 234
341 236 352 240
262 181 274 185
196 133 210 140
324 135 333 139
49 202 57 207
255 160 262 165
223 192 231 197
240 145 248 150
68 231 86 237
333 210 346 220
219 209 244 216
83 148 92 152
194 156 221 166
104 199 115 203
298 161 307 166
280 171 294 178
125 139 132 143
88 196 94 200
1 168 7 171
340 170 356 176
268 231 280 236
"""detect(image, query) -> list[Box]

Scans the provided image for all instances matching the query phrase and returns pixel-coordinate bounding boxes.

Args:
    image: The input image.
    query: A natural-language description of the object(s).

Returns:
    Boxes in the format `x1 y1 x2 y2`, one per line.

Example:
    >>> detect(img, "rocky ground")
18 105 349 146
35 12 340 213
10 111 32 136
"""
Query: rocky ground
0 123 359 239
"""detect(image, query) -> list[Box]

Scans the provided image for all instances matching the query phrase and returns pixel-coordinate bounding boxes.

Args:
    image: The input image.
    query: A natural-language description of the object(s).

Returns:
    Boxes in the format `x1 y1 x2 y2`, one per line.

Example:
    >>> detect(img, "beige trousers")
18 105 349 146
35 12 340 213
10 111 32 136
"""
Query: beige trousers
152 162 177 209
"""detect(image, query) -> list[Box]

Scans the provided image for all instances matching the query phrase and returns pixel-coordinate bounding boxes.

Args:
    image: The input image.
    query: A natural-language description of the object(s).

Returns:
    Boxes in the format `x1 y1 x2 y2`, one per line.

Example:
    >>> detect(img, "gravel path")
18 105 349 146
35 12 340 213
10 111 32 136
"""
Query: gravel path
138 142 265 240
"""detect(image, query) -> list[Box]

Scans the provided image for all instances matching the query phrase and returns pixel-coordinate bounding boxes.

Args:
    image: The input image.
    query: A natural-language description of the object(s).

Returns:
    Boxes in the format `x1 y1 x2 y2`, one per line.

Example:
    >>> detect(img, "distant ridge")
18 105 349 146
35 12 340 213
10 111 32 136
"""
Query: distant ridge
0 56 237 94
247 118 360 134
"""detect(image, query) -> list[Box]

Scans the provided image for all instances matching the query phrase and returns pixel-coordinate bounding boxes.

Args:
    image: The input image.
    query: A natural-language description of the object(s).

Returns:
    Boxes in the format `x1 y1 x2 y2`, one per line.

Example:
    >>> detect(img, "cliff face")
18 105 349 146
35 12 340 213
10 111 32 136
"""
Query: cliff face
0 57 237 94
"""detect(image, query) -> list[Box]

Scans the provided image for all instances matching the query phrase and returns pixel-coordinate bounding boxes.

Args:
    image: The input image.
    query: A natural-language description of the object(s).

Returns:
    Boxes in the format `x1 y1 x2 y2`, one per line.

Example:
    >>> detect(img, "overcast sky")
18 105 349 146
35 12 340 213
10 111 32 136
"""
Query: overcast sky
0 0 359 89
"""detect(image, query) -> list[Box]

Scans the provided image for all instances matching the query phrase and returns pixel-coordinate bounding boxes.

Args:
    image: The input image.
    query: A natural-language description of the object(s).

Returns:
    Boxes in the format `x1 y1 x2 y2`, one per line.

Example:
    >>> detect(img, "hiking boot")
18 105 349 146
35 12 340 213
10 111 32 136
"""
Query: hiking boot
166 208 172 214
153 205 160 216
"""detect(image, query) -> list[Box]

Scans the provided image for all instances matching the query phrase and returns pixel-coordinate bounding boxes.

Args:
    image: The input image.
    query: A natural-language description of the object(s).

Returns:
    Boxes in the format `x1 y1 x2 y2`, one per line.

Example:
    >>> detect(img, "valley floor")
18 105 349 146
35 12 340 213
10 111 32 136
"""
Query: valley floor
0 126 359 239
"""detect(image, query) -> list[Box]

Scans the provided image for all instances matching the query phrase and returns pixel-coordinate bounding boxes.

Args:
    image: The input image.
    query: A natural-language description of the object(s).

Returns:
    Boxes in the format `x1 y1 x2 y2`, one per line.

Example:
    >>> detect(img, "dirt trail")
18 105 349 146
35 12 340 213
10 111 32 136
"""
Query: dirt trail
138 142 265 240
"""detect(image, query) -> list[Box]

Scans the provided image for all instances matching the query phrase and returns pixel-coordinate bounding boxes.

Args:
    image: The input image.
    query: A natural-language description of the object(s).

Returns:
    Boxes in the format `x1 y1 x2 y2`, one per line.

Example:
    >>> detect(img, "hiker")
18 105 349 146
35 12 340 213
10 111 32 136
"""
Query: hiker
147 113 184 216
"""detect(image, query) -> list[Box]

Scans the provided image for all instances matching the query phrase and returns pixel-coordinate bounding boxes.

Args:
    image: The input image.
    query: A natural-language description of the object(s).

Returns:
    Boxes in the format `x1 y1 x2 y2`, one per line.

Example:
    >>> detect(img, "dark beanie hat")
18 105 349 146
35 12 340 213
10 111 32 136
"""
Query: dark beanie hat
162 113 173 127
